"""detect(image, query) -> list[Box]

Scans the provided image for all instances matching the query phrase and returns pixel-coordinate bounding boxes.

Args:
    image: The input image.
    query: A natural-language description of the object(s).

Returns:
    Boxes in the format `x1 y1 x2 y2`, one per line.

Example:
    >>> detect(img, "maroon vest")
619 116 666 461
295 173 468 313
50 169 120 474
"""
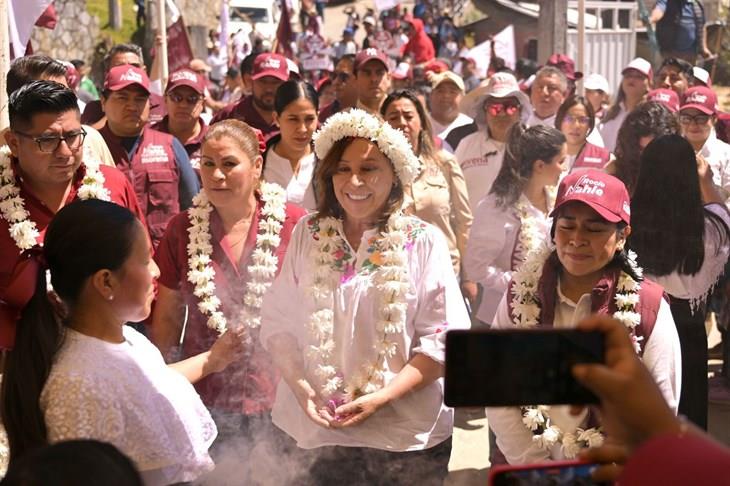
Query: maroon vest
512 252 665 353
571 143 611 172
100 124 179 245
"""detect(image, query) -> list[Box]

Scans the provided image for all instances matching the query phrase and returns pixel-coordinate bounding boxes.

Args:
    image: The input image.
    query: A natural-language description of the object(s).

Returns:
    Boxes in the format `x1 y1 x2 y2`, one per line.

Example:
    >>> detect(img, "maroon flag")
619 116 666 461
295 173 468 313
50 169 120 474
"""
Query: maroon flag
35 3 58 29
275 0 294 58
166 17 194 73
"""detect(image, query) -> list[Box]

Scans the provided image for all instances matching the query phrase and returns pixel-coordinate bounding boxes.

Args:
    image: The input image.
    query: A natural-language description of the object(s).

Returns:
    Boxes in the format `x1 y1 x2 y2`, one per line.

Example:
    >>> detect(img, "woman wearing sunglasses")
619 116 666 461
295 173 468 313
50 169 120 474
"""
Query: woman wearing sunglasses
455 72 532 210
556 96 613 173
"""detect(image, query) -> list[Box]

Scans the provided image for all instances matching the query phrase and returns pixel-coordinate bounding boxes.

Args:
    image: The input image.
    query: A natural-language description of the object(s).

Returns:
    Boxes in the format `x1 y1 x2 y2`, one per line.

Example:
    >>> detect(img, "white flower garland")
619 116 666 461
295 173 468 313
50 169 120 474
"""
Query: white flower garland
513 198 546 265
312 108 421 187
186 181 287 338
511 242 644 458
306 212 411 400
0 146 109 252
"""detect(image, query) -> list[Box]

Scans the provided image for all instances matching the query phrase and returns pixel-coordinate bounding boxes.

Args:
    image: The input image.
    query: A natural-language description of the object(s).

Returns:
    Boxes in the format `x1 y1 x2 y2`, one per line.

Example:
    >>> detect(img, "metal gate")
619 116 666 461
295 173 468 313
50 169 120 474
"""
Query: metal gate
566 1 639 94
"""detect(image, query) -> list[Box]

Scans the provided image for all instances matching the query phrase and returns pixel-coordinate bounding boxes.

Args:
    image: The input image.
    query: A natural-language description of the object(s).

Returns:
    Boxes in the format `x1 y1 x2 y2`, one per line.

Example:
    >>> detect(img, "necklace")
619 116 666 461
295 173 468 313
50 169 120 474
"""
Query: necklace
186 182 287 339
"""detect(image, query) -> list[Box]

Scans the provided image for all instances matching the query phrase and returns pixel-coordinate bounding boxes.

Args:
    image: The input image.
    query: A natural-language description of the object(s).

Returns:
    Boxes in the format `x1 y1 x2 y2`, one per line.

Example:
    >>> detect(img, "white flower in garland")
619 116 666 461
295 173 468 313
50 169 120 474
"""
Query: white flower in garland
186 182 286 338
0 146 109 253
306 211 412 400
512 241 644 457
312 108 422 187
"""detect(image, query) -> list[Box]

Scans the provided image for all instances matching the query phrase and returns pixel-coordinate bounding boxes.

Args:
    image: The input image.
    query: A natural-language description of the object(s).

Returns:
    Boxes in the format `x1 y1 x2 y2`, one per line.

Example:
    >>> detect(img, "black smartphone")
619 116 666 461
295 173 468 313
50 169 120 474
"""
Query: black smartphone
489 461 610 486
444 329 605 407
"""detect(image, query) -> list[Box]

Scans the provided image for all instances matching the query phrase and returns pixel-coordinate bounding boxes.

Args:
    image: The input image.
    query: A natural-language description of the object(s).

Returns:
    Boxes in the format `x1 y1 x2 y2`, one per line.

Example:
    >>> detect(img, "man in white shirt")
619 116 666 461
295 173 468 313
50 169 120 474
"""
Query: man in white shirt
429 71 473 142
454 72 532 209
680 86 730 202
526 66 567 128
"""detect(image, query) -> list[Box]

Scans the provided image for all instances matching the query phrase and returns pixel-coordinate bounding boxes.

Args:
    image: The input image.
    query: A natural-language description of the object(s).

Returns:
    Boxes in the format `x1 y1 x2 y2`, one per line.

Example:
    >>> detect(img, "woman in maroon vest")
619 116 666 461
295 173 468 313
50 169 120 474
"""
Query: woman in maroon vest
555 96 612 173
151 120 307 477
486 170 681 465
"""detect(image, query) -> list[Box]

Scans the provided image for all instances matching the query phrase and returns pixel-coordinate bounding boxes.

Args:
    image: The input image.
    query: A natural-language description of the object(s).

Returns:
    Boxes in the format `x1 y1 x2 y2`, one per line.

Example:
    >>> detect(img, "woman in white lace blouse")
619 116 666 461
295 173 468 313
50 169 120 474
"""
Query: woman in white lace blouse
0 200 242 485
260 109 471 484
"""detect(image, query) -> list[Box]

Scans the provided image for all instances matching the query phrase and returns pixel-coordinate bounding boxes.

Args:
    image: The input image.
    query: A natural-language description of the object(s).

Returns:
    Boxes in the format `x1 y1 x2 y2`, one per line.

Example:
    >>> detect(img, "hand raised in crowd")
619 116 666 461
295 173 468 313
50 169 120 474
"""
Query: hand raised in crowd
696 153 727 204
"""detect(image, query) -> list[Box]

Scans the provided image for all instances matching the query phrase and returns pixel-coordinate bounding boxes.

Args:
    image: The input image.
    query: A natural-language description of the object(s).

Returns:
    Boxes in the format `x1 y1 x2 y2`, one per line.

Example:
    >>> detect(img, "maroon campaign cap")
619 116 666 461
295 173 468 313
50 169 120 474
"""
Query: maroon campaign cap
165 68 206 95
104 65 150 93
355 48 389 71
680 86 717 115
252 53 289 81
551 170 631 225
647 88 680 113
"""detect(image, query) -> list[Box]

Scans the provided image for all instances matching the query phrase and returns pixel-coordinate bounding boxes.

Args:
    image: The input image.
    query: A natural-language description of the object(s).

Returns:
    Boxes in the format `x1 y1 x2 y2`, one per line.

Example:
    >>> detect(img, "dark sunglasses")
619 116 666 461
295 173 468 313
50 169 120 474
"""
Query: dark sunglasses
486 102 520 116
167 92 203 104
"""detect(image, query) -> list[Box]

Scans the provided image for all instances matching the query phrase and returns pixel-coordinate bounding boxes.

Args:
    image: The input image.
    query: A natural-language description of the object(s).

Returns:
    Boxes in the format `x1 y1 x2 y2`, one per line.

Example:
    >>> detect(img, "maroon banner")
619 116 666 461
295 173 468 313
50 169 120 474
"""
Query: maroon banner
166 17 193 74
35 2 57 29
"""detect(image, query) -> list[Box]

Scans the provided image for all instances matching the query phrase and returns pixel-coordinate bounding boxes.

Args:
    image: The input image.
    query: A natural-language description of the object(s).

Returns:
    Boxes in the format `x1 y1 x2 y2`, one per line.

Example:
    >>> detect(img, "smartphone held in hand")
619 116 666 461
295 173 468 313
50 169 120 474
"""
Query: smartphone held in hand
489 460 609 486
444 329 605 407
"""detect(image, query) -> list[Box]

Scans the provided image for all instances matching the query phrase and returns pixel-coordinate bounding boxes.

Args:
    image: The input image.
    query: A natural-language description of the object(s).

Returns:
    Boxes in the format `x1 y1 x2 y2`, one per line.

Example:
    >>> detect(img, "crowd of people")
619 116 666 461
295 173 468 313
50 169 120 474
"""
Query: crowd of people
1 1 730 484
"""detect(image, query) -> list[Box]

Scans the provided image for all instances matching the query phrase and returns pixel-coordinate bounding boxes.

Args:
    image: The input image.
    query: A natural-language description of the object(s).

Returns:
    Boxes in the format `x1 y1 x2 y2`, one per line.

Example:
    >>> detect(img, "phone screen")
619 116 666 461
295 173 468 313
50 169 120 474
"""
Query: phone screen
491 462 607 486
444 329 604 407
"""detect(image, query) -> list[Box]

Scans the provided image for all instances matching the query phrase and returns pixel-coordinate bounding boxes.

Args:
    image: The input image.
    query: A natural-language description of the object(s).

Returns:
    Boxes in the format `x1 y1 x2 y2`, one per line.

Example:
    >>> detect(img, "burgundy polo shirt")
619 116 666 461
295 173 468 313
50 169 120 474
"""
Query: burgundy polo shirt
210 95 279 141
0 162 146 350
152 116 209 169
154 195 306 414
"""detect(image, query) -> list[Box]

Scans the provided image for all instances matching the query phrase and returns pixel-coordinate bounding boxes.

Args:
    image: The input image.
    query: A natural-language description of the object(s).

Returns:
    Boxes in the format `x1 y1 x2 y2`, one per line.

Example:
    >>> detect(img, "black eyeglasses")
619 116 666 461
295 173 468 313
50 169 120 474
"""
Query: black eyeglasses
679 113 711 125
14 128 87 153
167 93 203 104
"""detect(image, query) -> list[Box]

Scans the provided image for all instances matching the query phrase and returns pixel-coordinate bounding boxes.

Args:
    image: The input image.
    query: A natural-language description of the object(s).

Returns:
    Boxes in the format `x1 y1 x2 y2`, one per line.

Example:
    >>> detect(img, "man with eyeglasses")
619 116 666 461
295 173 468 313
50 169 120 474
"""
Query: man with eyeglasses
211 53 289 140
318 55 358 124
454 72 532 210
99 65 199 247
152 69 208 170
0 81 145 350
680 86 730 202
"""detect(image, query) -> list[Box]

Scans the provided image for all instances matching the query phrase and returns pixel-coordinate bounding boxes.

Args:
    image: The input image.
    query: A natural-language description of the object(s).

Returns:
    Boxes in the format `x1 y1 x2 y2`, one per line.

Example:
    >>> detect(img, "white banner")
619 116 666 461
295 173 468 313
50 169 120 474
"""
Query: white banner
466 24 516 79
374 0 398 12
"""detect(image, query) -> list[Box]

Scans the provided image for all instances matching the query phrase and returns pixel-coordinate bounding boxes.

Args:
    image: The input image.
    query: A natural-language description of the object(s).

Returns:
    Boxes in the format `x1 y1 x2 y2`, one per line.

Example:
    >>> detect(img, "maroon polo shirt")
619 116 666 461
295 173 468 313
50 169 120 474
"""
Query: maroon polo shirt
151 116 208 169
0 162 146 350
154 195 306 414
210 95 279 141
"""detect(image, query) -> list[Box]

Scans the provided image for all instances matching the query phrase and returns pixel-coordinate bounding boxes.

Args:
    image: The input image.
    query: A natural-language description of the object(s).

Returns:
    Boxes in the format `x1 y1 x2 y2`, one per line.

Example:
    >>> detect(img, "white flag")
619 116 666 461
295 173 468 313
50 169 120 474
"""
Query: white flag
8 0 53 57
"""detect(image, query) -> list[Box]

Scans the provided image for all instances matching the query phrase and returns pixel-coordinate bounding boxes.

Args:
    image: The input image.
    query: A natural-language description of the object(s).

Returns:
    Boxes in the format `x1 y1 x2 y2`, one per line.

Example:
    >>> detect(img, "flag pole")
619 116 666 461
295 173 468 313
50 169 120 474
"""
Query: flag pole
0 0 10 129
158 0 169 86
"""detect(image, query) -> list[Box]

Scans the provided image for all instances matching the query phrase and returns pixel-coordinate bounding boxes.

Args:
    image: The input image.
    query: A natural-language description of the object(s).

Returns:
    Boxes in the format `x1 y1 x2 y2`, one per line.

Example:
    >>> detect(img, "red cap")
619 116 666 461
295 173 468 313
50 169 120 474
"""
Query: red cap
680 86 717 115
551 170 631 225
547 53 583 81
104 65 150 93
252 53 289 81
355 48 389 72
424 59 449 75
165 68 207 94
647 88 680 113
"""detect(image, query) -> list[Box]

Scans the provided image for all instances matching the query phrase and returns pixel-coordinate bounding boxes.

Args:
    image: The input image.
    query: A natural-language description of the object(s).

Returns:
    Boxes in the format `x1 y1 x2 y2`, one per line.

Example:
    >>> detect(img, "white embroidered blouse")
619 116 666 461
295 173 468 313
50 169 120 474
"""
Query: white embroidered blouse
40 327 217 486
260 214 471 451
263 148 317 211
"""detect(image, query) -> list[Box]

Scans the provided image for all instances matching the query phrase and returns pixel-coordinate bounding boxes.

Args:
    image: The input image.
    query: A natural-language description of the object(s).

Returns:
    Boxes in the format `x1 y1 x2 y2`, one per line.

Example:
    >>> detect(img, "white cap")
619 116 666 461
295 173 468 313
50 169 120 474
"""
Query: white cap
363 16 376 26
460 72 532 126
622 57 652 78
692 66 711 86
583 73 610 95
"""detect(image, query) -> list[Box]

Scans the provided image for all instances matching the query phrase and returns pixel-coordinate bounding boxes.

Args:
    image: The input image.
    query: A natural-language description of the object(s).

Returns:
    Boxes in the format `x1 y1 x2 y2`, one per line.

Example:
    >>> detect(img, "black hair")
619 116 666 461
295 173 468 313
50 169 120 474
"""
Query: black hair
103 43 144 72
8 80 80 132
0 200 140 465
263 80 319 157
7 55 68 95
555 95 596 133
613 101 680 195
240 53 257 76
490 123 566 209
381 89 436 160
658 57 694 79
629 134 730 276
1 440 143 486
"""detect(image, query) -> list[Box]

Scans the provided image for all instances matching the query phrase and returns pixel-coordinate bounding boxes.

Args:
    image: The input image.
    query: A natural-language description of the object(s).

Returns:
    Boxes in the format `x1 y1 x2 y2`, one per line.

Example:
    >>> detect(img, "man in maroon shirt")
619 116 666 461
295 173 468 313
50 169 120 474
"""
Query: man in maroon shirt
210 53 289 140
318 54 358 124
152 68 208 169
0 81 145 350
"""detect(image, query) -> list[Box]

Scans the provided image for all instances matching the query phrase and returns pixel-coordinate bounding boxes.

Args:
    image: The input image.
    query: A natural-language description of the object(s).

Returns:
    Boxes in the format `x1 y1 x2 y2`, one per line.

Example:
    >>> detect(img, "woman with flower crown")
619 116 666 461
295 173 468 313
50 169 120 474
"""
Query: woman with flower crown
259 109 471 484
486 169 681 465
151 120 307 464
462 124 566 325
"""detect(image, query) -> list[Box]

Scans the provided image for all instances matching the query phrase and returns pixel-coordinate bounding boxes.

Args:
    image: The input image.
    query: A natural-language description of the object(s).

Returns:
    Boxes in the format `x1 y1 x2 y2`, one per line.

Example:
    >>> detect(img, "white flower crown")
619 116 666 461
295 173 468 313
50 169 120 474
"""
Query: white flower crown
312 108 421 186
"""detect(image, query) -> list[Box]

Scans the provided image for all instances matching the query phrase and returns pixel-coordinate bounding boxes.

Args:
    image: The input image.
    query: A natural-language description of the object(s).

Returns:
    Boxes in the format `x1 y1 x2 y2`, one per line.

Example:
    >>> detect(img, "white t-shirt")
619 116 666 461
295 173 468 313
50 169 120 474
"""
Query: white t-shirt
260 215 471 451
526 112 556 128
40 327 216 486
453 130 506 210
598 103 629 153
263 148 317 211
431 112 474 142
464 193 552 324
649 203 730 303
486 283 681 464
698 133 730 203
